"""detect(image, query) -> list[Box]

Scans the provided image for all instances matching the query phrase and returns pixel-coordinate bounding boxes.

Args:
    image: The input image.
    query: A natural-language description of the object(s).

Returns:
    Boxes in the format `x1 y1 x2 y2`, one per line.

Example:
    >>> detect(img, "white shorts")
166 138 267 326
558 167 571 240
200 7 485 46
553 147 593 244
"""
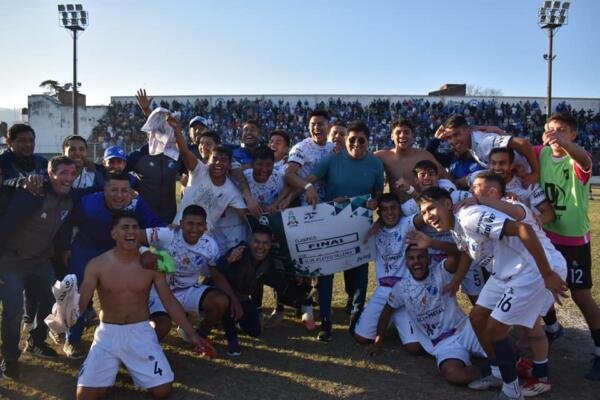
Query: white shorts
423 321 486 368
461 262 484 296
77 321 174 389
148 284 212 316
476 269 557 328
354 286 425 344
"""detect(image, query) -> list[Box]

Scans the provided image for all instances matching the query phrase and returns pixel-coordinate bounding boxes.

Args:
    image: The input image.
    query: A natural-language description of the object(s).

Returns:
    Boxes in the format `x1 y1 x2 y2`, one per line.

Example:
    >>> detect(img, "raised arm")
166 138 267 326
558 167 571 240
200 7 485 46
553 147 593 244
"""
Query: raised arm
167 115 198 172
135 88 153 118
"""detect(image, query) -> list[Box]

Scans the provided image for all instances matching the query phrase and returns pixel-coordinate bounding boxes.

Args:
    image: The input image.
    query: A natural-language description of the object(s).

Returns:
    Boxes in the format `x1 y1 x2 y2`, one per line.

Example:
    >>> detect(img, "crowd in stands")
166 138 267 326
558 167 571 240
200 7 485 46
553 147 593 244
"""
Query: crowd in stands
89 97 600 154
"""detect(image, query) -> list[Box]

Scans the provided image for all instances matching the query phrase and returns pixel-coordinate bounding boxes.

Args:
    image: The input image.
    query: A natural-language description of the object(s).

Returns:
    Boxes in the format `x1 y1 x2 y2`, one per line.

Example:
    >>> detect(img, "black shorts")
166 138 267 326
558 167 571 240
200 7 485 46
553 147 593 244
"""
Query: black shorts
554 242 592 290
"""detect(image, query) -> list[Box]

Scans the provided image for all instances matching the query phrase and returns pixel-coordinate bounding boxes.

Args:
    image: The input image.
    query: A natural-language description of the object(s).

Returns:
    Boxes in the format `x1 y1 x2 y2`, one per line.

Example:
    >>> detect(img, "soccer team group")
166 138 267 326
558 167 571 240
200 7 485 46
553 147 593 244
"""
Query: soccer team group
0 90 599 400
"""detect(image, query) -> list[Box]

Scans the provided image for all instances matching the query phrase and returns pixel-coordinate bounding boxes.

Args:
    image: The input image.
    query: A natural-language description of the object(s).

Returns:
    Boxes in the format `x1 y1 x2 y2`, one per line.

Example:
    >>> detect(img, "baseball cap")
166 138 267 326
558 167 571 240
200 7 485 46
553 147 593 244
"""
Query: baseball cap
189 116 210 128
103 146 127 161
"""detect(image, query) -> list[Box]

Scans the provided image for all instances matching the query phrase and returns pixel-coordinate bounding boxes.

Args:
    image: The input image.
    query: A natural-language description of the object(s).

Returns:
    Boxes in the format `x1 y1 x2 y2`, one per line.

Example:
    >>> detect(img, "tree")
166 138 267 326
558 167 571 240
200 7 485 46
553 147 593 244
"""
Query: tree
39 80 81 97
466 85 503 97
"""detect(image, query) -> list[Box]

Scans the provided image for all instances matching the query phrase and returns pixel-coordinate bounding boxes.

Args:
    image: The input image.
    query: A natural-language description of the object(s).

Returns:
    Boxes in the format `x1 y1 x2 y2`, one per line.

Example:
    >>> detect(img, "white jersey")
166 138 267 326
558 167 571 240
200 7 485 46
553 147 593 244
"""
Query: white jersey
287 138 334 204
146 227 220 291
174 160 246 228
387 260 468 346
371 216 416 284
273 158 287 175
243 168 285 207
470 131 530 173
505 176 546 211
437 179 457 194
212 207 250 255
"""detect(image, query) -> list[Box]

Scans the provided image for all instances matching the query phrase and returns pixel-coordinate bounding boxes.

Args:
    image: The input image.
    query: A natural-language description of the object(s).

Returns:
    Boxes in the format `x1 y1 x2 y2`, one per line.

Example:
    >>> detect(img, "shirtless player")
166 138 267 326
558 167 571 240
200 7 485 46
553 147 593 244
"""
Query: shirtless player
375 119 447 199
76 211 213 400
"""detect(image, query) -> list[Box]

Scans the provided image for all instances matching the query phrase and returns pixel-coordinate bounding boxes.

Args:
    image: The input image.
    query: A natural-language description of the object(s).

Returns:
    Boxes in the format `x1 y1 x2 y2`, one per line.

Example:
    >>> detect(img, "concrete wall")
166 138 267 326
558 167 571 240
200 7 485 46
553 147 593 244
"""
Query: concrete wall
27 95 106 154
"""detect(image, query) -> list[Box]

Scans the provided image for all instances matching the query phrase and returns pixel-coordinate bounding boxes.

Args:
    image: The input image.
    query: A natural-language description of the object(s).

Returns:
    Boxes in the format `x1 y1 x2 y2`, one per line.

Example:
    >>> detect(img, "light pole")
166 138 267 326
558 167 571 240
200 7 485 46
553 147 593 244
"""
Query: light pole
58 4 89 136
538 1 570 116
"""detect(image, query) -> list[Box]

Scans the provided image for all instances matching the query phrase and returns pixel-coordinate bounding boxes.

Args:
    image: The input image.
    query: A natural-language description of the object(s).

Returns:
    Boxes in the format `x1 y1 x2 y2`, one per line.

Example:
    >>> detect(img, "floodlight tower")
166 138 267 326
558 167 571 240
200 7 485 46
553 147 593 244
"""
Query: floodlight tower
57 4 89 135
538 1 570 116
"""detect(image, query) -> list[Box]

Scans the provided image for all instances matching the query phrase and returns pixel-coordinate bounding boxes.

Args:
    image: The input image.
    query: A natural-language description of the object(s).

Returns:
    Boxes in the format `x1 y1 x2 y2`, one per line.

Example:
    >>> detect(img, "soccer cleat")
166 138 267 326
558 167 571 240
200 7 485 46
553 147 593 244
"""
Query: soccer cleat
544 324 564 344
520 377 551 397
63 341 85 359
49 329 66 345
468 374 503 390
317 320 332 342
264 309 285 329
516 357 533 380
226 340 242 357
25 340 58 359
492 392 525 400
1 359 20 380
584 355 600 380
177 326 191 343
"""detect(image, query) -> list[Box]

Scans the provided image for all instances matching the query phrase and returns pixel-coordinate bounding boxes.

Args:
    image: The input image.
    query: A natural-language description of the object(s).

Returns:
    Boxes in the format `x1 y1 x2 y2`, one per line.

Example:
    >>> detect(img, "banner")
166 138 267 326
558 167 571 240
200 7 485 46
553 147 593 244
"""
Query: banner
249 195 373 276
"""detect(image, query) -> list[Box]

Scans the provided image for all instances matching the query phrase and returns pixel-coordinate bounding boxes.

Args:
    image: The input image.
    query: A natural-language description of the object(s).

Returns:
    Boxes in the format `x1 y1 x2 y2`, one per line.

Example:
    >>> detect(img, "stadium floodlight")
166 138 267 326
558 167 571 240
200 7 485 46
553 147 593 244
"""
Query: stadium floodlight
57 4 89 136
537 0 571 116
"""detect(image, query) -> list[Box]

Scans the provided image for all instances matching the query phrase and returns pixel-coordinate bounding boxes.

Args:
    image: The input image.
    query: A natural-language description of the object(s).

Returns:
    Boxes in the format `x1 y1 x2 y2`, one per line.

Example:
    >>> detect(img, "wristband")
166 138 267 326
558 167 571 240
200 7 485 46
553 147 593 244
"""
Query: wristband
304 182 313 190
406 185 415 195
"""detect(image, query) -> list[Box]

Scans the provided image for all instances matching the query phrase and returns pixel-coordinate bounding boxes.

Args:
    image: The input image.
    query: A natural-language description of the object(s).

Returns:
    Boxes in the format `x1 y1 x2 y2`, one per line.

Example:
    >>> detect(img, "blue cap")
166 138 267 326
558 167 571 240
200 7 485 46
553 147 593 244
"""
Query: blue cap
189 116 209 128
103 146 127 161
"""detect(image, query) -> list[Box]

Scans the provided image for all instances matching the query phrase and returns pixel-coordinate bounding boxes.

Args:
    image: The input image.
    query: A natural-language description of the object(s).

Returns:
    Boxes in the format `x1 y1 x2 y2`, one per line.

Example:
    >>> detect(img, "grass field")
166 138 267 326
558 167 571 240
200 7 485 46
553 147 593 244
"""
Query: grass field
1 192 600 399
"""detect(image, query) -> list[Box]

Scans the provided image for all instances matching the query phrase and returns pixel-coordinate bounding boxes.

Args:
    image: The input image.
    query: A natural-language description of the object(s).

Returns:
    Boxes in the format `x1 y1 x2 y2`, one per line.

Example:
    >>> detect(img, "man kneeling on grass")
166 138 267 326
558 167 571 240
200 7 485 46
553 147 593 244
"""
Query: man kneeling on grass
364 246 493 387
76 211 213 400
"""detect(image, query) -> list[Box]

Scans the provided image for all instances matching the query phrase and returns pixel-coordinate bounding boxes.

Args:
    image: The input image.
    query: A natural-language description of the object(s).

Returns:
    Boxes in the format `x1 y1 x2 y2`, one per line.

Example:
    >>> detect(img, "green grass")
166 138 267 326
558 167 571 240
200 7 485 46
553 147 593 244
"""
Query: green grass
1 191 600 399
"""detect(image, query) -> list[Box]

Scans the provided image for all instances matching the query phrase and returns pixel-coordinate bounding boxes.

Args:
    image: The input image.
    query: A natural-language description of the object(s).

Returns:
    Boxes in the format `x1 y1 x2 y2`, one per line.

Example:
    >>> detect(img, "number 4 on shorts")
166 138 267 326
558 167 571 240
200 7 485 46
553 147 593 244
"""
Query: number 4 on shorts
154 361 163 376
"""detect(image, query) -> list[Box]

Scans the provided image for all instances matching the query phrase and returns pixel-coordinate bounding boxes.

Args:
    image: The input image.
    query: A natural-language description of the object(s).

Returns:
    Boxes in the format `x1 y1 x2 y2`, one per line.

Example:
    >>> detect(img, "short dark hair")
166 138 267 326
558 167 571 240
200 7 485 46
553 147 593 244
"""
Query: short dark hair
347 121 370 139
252 224 273 237
182 204 207 220
546 112 577 131
417 187 452 204
330 121 347 129
391 119 414 132
252 146 275 162
413 160 438 176
111 210 139 229
62 135 88 149
444 115 468 129
48 155 75 173
199 130 221 145
489 147 515 163
7 123 35 141
243 119 261 131
473 171 506 196
309 109 329 120
269 130 290 147
212 145 233 162
105 171 131 184
378 192 400 206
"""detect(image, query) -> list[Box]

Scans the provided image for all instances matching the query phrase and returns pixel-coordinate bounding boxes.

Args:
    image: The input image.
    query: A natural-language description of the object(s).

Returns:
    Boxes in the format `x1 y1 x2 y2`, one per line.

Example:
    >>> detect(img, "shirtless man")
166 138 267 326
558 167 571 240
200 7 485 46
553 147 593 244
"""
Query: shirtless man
375 119 447 199
76 211 213 400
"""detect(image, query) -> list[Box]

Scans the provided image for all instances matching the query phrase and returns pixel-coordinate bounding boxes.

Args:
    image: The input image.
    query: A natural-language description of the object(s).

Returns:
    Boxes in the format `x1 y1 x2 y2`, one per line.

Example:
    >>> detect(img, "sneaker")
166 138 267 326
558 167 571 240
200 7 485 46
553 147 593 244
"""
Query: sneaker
25 340 58 359
301 307 316 331
584 355 600 380
544 324 564 344
348 311 361 335
516 357 533 380
317 321 332 342
521 377 551 397
493 392 525 400
226 340 242 357
468 374 503 390
1 359 20 380
264 310 285 329
49 329 65 345
177 326 191 343
63 341 85 359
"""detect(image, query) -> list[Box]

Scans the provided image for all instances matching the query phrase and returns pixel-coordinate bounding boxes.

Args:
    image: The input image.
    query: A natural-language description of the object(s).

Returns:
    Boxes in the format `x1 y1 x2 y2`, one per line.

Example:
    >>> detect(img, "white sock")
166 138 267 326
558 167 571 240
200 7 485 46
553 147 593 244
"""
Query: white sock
491 365 502 379
502 378 521 398
546 322 560 333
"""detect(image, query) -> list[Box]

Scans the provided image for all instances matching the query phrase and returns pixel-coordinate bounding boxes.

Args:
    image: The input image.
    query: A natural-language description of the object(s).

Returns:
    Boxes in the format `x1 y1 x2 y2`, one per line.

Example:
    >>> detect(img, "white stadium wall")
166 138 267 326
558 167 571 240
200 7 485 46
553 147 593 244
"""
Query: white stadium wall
27 93 600 154
27 95 106 154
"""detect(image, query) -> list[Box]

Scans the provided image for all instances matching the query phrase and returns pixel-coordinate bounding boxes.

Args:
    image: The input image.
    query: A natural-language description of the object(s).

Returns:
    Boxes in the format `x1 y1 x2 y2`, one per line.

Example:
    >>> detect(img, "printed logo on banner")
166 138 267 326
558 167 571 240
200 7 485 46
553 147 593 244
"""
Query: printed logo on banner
295 233 359 252
287 211 299 227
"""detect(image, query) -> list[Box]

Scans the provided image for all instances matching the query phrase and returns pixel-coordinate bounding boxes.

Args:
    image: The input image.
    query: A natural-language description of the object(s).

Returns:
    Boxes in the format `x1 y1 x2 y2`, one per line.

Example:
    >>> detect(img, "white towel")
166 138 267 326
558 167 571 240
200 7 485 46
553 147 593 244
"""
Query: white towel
141 107 180 161
44 274 80 333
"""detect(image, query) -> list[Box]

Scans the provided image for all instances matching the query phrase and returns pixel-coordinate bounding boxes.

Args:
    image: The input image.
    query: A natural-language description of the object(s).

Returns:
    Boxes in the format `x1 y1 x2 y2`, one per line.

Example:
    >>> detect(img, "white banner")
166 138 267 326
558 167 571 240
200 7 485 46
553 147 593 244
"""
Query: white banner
279 195 373 276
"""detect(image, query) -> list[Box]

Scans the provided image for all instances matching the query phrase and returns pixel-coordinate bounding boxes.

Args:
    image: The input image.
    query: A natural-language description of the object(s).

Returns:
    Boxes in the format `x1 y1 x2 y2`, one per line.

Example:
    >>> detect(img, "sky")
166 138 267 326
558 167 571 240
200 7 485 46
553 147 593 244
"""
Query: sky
1 0 599 110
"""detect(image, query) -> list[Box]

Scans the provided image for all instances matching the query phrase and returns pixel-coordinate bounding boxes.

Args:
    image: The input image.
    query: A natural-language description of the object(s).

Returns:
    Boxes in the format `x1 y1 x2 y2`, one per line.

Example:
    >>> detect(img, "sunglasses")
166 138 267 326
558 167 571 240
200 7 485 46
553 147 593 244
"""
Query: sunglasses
348 137 367 145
